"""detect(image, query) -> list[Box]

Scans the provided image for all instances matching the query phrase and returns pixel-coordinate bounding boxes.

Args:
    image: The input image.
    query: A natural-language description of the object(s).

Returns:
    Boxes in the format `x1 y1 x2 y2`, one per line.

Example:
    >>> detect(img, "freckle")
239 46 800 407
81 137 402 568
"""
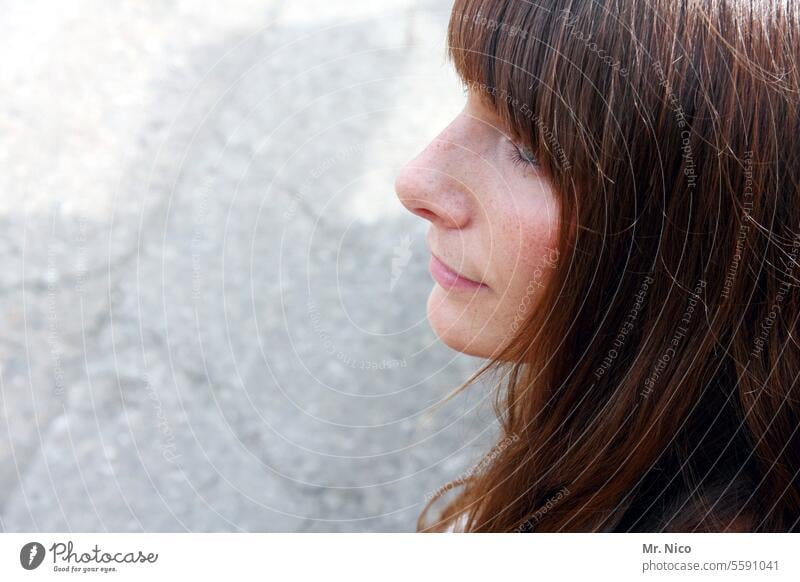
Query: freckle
434 139 458 154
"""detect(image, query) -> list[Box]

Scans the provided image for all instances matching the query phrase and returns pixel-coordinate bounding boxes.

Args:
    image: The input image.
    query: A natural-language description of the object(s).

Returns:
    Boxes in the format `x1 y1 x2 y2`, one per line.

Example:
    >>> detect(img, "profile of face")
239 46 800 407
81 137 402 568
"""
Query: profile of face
395 91 560 359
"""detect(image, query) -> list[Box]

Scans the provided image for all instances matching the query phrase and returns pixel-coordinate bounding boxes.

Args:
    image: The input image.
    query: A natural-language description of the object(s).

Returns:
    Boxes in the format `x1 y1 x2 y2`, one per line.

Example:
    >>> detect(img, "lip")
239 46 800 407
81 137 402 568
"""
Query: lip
429 252 488 291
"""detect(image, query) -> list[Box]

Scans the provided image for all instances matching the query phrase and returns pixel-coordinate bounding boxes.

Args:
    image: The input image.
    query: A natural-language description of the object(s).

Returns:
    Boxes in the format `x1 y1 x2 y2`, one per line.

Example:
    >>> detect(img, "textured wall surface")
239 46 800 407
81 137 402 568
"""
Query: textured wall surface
0 0 498 532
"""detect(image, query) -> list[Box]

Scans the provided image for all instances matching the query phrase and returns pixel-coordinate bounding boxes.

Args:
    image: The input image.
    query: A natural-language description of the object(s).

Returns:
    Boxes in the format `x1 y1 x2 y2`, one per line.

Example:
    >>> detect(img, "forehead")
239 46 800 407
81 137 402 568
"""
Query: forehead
463 87 523 142
465 89 497 119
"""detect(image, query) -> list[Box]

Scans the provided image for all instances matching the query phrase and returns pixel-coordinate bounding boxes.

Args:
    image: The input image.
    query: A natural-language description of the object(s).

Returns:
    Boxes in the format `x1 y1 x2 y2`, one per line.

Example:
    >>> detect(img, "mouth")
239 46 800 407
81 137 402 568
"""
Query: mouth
429 251 489 291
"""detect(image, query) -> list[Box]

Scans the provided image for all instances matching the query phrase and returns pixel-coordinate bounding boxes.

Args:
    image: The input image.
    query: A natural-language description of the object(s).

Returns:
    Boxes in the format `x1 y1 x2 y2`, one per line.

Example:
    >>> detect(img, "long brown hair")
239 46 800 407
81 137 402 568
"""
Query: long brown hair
419 0 800 532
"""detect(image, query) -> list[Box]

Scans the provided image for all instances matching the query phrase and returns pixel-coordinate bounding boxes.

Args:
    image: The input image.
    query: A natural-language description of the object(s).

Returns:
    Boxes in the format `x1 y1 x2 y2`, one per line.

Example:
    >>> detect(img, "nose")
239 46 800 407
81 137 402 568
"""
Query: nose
394 123 473 230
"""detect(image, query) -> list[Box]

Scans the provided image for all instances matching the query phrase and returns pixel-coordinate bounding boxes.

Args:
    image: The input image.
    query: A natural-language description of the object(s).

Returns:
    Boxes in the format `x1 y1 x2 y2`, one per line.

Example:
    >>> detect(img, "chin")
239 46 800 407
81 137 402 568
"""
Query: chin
426 286 492 358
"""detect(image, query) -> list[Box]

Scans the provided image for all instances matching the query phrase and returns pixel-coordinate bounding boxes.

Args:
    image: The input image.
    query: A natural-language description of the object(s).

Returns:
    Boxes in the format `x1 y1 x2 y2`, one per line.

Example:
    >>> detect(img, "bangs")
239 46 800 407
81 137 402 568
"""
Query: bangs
447 0 561 171
447 0 603 177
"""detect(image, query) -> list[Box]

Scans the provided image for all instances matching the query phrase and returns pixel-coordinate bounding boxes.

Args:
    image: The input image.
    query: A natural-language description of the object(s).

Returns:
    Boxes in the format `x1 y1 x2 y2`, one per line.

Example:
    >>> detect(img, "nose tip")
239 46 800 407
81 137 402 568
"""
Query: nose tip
394 167 435 220
394 160 470 230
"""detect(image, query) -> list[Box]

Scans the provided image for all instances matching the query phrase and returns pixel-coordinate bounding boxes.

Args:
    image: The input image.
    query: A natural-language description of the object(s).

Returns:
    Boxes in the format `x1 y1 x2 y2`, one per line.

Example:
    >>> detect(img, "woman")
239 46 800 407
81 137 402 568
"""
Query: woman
395 0 799 532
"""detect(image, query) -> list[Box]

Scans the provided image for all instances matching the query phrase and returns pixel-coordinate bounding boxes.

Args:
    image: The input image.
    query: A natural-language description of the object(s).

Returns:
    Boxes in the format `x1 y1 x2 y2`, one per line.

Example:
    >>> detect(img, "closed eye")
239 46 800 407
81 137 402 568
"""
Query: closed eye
508 139 539 168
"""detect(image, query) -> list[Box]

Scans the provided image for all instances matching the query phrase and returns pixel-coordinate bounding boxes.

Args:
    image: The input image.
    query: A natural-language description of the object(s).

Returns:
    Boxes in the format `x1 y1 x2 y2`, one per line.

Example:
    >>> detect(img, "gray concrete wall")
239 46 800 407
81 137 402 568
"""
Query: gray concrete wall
0 0 497 532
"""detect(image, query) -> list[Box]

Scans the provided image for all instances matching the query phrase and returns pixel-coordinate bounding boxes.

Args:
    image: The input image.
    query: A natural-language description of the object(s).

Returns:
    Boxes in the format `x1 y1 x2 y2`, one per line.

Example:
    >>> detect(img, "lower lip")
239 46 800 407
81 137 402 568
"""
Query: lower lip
429 255 488 291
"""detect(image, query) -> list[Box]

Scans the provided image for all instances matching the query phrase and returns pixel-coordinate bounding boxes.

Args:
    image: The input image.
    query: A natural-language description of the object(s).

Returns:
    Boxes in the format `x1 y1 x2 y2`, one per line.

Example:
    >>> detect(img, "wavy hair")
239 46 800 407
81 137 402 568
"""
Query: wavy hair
419 0 800 532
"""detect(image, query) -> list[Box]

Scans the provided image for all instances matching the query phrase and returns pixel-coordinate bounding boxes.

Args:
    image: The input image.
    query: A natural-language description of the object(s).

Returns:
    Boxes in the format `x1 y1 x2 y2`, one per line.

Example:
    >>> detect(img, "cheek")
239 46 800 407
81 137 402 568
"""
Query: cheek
490 195 559 294
424 173 560 359
485 189 559 335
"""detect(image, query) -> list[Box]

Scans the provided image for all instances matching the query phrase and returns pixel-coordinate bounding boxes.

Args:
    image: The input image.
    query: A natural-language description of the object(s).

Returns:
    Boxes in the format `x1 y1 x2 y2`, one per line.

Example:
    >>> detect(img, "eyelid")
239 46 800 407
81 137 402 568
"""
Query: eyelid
518 144 537 163
507 136 539 167
507 135 529 152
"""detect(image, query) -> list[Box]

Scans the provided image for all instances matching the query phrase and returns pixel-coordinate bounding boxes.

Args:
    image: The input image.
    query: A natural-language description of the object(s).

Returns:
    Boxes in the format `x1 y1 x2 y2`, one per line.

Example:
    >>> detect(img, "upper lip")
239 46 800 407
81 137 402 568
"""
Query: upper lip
429 249 486 286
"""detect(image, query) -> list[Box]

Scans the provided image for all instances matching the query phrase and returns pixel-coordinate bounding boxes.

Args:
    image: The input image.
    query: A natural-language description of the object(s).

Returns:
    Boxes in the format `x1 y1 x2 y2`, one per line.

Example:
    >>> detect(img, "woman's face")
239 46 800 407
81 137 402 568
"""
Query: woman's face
395 91 560 358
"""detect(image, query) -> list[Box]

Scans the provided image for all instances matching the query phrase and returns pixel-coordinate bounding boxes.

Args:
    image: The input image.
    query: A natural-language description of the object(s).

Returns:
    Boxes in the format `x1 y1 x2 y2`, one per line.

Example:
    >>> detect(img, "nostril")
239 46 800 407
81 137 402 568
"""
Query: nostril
414 207 438 221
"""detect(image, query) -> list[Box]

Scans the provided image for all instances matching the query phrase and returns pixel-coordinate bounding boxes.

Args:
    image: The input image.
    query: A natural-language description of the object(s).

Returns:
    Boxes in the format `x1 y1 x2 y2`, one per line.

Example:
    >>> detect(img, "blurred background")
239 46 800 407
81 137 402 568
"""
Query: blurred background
0 0 498 531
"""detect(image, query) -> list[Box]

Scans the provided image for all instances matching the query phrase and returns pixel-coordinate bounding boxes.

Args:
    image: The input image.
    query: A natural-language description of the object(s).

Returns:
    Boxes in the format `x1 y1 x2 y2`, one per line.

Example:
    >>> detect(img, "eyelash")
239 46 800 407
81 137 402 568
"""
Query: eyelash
508 140 539 168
